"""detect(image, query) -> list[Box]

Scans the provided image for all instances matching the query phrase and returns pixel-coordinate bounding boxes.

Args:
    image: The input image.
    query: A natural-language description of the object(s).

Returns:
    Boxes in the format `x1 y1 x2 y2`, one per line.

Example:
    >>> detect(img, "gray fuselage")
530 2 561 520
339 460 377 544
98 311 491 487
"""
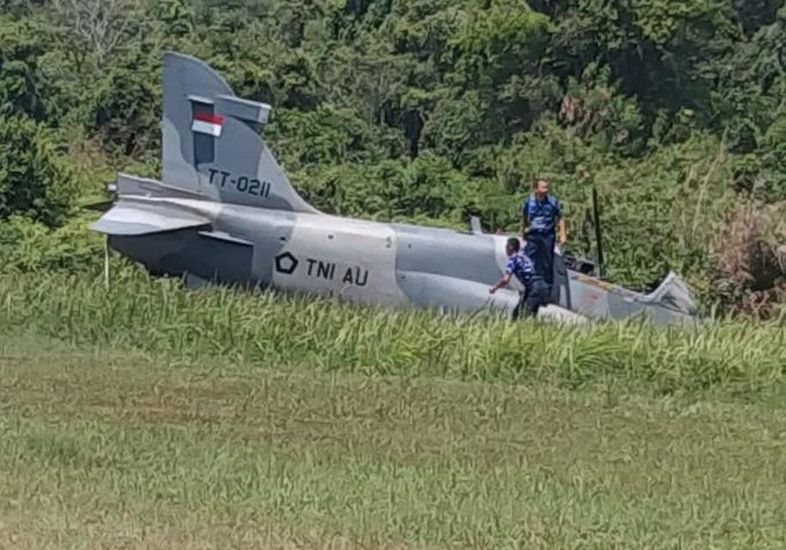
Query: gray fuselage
106 193 694 325
109 195 523 314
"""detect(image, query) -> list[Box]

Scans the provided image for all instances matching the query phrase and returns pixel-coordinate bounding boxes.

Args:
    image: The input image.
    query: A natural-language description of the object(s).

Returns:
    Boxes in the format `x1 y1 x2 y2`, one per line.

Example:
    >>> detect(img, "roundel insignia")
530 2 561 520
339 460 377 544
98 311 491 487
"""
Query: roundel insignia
275 252 298 275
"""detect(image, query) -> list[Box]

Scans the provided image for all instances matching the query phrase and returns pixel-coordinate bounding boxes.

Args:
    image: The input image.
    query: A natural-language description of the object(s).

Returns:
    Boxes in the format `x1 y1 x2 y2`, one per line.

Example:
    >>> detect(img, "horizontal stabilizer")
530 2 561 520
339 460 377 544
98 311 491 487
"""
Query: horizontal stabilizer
114 173 205 200
215 94 271 124
90 202 209 236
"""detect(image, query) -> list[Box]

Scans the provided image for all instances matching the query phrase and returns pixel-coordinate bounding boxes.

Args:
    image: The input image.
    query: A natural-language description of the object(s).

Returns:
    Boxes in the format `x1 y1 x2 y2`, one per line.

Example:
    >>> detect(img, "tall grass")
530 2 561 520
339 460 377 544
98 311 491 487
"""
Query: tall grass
1 270 784 391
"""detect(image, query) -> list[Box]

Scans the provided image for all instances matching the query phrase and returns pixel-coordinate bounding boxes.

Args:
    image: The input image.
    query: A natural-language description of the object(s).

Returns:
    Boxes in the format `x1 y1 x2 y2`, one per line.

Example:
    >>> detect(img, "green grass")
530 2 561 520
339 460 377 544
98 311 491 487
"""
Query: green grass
1 271 785 393
2 272 786 547
2 334 786 548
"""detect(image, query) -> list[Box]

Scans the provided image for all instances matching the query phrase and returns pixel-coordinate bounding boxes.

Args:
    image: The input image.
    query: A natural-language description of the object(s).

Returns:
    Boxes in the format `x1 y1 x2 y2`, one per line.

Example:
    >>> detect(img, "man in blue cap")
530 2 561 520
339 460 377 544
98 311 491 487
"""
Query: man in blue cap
489 237 549 319
522 177 566 292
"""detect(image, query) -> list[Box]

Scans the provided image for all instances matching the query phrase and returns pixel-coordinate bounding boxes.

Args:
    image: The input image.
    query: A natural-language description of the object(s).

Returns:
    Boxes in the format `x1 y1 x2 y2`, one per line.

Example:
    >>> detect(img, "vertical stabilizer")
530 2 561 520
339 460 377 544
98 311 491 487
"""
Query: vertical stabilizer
161 52 317 213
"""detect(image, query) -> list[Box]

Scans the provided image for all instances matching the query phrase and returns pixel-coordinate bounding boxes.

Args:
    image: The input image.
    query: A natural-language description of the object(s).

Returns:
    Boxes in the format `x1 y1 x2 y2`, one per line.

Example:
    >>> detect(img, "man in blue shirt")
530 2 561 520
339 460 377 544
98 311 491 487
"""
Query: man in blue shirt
489 237 549 319
522 178 566 291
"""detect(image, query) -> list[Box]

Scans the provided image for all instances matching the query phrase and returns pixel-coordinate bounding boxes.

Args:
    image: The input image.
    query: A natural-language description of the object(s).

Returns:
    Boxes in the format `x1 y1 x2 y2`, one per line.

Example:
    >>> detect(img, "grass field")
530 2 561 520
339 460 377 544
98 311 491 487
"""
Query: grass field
1 272 786 548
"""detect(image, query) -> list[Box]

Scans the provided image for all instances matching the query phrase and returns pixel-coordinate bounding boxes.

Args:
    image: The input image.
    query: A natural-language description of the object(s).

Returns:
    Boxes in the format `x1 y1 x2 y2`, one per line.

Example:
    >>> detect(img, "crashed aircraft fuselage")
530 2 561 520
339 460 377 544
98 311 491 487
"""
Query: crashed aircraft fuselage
91 52 698 325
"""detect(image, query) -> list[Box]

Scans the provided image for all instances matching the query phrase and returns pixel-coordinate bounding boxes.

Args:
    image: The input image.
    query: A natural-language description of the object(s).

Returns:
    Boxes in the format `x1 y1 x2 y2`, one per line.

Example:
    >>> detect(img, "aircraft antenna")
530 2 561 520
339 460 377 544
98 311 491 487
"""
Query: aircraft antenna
592 186 605 279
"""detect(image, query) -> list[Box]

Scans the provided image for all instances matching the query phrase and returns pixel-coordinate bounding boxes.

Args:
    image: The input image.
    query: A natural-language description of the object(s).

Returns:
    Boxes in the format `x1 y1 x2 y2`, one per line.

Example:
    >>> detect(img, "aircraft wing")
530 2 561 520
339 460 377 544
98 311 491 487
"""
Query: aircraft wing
90 201 210 236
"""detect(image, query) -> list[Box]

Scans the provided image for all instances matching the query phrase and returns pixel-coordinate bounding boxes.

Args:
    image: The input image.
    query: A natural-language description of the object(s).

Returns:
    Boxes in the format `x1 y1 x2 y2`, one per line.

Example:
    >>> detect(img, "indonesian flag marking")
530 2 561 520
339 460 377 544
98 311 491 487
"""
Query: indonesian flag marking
192 112 224 137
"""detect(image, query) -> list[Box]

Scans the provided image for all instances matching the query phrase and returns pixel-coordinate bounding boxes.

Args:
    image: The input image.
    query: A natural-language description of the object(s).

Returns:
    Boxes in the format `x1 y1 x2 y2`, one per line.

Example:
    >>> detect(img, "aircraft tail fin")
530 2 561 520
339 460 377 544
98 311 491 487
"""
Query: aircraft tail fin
160 52 317 213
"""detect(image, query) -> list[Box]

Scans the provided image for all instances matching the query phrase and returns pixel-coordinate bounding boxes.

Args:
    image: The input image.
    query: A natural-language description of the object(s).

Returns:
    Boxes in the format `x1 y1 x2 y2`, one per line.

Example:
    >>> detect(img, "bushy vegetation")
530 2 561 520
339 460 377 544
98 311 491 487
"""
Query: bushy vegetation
0 0 785 314
0 115 77 226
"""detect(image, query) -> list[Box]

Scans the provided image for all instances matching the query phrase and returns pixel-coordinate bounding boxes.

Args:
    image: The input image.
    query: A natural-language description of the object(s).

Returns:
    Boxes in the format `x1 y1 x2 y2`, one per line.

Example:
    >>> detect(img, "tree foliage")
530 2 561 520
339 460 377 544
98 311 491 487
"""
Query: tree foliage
0 114 76 226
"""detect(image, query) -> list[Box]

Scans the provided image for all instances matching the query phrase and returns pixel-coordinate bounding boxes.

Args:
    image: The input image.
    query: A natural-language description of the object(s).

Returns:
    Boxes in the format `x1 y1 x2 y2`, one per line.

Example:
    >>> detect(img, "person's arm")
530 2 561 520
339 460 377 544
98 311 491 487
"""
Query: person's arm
489 273 512 294
557 216 567 245
554 198 566 245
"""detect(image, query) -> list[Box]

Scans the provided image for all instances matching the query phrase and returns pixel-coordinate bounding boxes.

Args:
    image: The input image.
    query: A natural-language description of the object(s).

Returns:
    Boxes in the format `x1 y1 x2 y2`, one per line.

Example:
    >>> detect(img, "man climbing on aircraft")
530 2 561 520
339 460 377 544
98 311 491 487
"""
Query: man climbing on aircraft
522 177 566 292
489 237 549 319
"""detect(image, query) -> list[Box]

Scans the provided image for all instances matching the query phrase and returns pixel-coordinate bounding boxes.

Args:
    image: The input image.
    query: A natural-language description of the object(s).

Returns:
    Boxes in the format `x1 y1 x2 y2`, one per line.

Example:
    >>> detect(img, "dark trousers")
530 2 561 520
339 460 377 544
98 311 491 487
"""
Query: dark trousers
512 280 549 320
525 232 555 288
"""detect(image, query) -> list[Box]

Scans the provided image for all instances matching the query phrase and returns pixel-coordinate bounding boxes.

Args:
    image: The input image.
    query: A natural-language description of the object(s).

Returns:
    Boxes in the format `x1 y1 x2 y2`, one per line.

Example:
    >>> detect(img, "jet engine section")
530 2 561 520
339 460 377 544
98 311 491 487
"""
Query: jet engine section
110 228 253 285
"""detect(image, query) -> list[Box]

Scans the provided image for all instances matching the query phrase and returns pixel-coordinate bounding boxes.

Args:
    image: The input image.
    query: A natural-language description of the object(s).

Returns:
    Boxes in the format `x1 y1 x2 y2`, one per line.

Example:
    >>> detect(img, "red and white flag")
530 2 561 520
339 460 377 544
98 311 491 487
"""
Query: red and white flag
192 112 224 137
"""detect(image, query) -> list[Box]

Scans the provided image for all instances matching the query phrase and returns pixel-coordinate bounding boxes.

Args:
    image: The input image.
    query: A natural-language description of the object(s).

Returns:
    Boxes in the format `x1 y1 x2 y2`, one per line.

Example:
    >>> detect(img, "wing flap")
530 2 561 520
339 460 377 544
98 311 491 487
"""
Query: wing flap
90 202 210 236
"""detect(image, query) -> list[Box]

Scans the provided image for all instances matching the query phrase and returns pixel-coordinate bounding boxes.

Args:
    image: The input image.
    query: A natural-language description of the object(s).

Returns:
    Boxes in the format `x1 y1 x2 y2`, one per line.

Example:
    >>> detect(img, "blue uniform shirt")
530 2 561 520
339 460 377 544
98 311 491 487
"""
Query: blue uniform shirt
505 250 541 287
523 194 562 235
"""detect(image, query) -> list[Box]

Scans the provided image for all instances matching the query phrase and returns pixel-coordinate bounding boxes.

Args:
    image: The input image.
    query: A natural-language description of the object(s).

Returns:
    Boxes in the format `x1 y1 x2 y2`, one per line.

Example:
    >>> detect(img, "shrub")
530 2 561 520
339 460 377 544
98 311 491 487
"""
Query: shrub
710 201 786 317
0 214 104 274
0 114 77 226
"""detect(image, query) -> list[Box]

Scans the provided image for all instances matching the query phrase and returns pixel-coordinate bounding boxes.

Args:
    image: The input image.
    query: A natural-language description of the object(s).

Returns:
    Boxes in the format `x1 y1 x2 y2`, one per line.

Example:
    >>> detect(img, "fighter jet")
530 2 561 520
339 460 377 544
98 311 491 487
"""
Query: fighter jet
90 52 698 325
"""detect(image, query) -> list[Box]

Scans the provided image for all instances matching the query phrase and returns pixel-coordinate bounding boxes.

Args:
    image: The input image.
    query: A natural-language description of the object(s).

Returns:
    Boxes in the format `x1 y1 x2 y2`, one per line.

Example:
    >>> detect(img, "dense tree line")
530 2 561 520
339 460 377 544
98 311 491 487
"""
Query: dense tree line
0 0 784 314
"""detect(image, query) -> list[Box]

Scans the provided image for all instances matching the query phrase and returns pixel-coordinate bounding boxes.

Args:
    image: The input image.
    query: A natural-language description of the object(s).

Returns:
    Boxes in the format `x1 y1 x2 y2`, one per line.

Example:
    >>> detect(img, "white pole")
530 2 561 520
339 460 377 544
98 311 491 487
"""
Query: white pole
104 235 110 288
